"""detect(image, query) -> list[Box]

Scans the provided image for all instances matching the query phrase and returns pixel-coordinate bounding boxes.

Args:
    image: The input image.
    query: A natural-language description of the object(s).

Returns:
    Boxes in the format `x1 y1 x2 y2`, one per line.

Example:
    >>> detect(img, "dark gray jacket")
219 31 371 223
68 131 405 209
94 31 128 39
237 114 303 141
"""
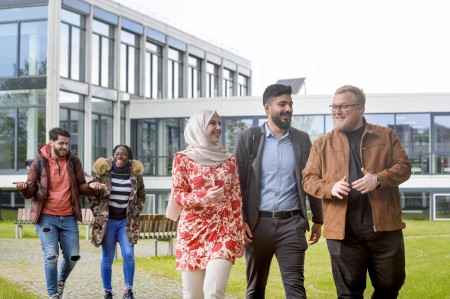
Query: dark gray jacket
234 124 323 231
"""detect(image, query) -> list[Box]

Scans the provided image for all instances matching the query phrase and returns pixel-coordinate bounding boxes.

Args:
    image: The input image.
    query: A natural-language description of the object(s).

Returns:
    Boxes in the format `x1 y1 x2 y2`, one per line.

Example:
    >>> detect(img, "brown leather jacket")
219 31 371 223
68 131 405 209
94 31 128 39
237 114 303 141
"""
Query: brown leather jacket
302 121 411 240
19 144 93 224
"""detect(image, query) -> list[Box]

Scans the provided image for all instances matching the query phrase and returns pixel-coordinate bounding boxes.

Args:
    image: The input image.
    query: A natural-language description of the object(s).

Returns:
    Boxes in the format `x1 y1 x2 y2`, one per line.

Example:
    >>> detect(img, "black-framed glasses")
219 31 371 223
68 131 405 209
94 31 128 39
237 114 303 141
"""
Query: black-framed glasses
329 104 360 112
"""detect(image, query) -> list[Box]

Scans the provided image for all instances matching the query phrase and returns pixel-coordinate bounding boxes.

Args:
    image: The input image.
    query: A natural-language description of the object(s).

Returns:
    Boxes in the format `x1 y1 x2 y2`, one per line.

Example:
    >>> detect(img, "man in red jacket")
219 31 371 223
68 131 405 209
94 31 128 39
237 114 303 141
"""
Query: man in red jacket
14 127 96 299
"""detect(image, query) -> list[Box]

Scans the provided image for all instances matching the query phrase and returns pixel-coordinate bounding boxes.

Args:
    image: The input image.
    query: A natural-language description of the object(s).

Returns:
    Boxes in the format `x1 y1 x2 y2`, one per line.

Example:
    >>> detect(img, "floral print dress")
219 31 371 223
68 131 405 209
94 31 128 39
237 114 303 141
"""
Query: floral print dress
172 153 244 271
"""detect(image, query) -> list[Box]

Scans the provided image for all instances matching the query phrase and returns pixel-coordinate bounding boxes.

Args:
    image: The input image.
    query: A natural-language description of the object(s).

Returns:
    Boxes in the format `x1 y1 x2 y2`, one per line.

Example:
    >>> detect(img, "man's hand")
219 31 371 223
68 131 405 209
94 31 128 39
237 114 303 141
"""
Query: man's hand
352 168 378 194
12 182 27 191
309 222 322 245
331 176 350 199
243 222 253 243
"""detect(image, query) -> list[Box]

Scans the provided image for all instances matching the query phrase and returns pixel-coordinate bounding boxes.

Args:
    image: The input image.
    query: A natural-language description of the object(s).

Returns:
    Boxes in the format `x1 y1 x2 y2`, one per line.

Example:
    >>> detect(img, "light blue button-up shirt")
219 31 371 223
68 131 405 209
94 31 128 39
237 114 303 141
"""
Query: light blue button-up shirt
259 123 300 212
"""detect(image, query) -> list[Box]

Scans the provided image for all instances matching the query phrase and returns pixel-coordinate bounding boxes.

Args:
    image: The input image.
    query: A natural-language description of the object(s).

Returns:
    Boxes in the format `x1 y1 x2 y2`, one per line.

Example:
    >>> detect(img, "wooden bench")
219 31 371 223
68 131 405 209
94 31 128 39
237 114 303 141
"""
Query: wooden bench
14 208 33 239
14 208 94 240
138 214 178 256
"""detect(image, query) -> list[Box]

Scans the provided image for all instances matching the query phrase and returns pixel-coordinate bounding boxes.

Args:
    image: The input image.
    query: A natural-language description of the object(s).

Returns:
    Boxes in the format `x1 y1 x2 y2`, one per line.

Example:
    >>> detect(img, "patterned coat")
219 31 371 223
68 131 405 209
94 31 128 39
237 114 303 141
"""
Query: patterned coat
89 158 146 247
172 153 244 271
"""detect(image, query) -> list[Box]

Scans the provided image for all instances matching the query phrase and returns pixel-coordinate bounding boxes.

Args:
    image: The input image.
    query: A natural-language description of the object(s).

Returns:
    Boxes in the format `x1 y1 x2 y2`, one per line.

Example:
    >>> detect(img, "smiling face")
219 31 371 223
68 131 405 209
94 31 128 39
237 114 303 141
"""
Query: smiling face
113 146 130 168
50 135 70 159
332 91 365 132
206 113 222 145
265 93 293 130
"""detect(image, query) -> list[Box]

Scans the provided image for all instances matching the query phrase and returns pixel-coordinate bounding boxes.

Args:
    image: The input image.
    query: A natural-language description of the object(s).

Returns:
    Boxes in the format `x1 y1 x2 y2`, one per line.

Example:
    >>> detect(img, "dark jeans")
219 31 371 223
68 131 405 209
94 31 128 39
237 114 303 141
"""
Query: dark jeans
326 230 405 299
245 215 308 299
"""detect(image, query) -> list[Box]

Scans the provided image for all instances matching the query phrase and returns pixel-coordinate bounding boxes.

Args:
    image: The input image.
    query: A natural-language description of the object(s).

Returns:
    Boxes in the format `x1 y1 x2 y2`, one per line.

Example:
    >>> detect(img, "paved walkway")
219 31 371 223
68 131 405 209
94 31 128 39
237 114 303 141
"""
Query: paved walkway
0 238 239 298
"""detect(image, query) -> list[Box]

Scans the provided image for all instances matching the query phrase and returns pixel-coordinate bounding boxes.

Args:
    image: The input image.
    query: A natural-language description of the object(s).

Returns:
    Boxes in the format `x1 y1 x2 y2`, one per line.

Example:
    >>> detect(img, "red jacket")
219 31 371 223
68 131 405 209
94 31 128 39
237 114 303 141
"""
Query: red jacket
302 121 411 240
19 144 93 224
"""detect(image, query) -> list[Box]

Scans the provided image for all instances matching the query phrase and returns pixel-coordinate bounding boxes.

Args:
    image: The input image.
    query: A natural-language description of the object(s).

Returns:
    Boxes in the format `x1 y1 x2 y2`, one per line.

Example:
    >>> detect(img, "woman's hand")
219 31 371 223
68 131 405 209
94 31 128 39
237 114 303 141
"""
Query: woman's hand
89 182 106 191
207 186 224 203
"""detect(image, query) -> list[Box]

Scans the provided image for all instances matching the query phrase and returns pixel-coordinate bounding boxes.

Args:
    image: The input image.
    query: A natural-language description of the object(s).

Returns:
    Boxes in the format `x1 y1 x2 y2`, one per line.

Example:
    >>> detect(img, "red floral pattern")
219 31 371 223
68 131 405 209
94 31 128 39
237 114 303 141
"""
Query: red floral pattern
172 153 244 271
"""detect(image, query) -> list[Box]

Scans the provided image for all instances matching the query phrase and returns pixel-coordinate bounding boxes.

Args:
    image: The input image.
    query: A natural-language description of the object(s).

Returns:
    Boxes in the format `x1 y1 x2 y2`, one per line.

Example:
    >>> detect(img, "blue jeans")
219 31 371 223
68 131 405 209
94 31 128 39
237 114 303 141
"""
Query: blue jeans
101 218 135 291
35 214 80 296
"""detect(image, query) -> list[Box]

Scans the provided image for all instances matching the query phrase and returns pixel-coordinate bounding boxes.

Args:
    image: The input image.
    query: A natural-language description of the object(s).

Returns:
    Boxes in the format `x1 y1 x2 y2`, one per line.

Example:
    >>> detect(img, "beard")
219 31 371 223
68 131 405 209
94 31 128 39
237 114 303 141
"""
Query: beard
272 112 291 129
53 147 67 158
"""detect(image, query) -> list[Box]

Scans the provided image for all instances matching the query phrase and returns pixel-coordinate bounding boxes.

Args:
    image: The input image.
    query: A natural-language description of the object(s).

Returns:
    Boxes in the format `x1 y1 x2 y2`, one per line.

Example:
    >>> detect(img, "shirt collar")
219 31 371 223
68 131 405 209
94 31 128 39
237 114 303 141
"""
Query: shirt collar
264 122 290 139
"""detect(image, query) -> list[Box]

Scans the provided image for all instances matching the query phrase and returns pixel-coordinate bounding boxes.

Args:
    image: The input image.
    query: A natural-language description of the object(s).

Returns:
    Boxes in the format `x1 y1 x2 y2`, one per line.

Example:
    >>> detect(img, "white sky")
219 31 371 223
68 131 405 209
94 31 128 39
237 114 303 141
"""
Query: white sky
117 0 450 96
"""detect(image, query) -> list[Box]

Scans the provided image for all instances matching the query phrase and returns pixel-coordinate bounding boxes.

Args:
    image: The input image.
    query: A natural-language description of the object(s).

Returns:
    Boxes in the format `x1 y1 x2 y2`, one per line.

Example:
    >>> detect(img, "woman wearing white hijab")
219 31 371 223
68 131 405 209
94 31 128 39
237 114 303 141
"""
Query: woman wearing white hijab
168 109 244 299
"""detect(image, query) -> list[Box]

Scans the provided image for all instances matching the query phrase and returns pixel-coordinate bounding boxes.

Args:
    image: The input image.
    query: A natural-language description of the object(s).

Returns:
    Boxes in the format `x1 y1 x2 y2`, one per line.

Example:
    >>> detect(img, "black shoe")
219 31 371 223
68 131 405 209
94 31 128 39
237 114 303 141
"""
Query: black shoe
122 289 134 299
104 291 114 299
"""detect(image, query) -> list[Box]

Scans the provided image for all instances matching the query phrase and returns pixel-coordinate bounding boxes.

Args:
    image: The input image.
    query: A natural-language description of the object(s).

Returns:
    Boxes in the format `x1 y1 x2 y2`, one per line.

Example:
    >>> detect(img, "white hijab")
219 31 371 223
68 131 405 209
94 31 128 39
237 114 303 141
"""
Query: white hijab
180 109 232 168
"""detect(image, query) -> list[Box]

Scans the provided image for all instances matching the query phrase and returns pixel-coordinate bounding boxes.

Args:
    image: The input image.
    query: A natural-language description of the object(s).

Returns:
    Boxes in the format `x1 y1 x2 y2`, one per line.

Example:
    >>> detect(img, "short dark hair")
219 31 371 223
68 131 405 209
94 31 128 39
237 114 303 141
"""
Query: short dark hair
48 127 71 141
263 84 292 105
335 85 366 106
112 144 133 160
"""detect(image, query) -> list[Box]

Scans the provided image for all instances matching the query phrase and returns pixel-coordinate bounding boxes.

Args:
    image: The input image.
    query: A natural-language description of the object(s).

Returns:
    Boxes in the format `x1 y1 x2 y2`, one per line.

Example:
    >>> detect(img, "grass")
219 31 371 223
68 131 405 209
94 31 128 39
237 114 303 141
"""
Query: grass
138 220 450 299
0 276 39 299
1 219 449 298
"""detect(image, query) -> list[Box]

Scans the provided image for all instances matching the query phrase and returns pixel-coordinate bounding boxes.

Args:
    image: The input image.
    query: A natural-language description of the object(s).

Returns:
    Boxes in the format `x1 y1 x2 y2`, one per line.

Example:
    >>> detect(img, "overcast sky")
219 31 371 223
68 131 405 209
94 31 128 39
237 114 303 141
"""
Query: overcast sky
116 0 450 96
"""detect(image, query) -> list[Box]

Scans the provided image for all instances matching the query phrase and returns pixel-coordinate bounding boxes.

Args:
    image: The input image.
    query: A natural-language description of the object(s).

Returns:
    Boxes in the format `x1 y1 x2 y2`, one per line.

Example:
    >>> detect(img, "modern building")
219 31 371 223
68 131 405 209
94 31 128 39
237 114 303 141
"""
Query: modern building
1 0 449 221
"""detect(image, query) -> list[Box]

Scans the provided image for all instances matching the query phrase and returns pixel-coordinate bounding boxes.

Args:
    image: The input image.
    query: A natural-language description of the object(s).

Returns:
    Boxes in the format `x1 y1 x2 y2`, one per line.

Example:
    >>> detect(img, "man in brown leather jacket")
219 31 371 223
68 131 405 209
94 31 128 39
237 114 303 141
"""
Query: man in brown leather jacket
302 85 411 299
14 127 96 299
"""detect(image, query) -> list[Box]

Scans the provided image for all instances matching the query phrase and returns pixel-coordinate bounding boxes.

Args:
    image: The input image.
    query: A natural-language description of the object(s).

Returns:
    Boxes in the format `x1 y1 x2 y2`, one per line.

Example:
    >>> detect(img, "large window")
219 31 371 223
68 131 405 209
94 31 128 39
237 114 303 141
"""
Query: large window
120 30 140 94
145 41 163 99
433 115 450 173
59 91 85 160
223 68 235 97
60 9 86 81
396 114 430 174
238 74 249 96
0 89 46 171
188 55 202 98
132 118 186 176
92 20 114 88
91 98 114 165
206 62 219 97
168 48 184 99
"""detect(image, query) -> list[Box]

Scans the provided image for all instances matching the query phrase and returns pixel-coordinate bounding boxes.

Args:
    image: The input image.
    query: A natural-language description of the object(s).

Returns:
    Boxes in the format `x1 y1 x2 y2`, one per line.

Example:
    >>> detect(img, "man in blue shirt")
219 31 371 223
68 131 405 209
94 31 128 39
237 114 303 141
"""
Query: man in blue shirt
235 84 323 298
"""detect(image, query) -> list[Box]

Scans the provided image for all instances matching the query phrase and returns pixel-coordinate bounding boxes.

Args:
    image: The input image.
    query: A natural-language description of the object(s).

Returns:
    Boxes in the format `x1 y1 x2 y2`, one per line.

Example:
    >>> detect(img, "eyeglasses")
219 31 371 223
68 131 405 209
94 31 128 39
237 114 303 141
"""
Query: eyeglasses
329 104 360 112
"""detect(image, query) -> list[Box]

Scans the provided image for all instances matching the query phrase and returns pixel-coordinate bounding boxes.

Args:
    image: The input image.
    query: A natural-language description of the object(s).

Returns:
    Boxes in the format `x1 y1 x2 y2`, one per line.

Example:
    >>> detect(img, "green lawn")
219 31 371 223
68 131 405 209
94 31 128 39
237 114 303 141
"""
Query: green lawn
1 219 449 298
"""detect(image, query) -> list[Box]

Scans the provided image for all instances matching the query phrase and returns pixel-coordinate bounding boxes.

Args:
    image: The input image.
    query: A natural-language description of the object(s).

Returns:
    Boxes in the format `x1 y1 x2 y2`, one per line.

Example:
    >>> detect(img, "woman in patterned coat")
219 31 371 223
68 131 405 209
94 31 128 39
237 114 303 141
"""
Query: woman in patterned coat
169 109 244 299
89 145 146 299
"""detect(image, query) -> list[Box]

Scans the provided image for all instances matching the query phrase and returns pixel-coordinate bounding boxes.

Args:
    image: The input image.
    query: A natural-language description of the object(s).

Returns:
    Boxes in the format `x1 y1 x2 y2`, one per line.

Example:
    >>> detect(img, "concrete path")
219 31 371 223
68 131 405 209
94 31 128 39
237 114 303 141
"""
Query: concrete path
0 238 185 298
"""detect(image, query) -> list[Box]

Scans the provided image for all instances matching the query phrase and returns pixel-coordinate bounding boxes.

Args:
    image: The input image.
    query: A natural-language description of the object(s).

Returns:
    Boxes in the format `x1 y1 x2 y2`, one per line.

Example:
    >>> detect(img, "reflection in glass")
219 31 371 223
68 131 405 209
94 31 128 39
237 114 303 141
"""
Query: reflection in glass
223 69 234 97
238 74 249 96
0 23 19 77
145 42 163 99
20 21 47 76
224 118 253 153
168 48 183 99
396 114 430 174
433 115 450 173
292 115 325 143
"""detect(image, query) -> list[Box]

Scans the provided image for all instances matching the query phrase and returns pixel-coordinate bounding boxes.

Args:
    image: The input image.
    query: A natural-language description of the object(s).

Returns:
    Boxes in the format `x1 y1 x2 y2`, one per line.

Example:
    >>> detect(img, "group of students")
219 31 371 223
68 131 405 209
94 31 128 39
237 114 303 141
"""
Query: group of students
15 83 411 299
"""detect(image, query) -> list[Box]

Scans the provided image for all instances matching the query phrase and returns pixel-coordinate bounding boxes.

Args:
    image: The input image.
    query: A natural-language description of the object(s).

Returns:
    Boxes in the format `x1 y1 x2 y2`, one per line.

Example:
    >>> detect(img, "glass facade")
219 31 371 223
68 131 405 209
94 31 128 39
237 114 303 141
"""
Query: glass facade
238 74 249 96
206 62 219 97
91 98 114 166
145 41 163 99
168 48 184 99
59 91 85 161
223 68 235 97
120 29 140 94
188 55 202 98
92 19 114 88
60 9 86 81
